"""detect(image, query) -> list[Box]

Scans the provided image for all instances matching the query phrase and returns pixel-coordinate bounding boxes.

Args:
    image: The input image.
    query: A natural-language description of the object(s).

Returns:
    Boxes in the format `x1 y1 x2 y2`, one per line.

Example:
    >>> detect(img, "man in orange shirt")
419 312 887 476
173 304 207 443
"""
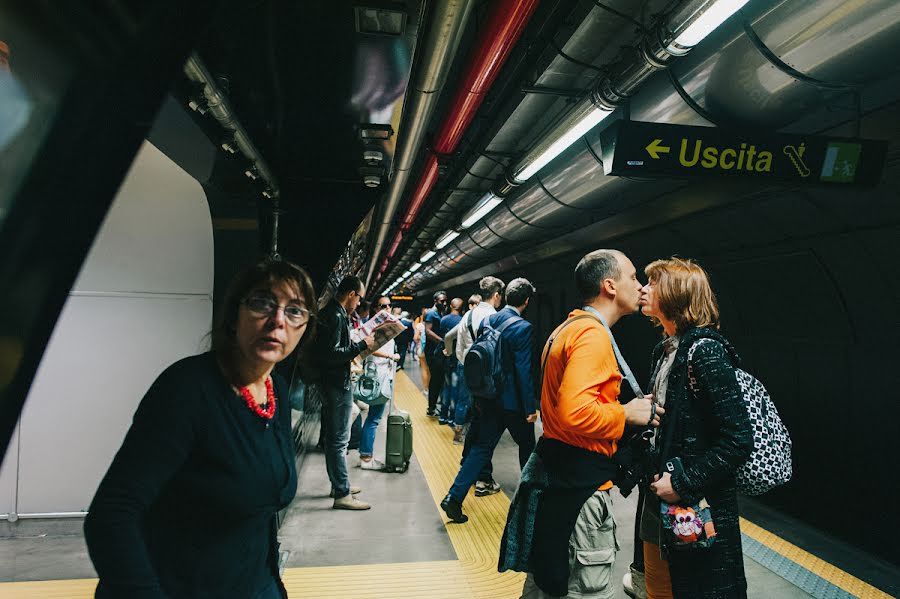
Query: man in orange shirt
501 249 661 599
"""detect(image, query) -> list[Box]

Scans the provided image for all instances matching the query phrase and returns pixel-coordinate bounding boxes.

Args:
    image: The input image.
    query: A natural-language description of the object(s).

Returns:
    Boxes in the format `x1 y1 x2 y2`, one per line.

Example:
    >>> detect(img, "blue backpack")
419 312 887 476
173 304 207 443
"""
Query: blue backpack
463 315 522 400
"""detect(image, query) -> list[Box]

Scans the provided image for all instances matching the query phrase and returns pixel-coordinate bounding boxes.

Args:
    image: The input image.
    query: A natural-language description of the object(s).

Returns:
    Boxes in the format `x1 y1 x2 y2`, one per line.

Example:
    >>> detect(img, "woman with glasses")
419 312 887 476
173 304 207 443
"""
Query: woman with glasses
85 260 316 599
357 296 400 470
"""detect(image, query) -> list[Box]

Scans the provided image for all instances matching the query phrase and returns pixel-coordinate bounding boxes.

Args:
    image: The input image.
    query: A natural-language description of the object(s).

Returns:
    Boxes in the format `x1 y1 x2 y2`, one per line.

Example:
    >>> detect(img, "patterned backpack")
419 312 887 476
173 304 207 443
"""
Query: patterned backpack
688 339 792 496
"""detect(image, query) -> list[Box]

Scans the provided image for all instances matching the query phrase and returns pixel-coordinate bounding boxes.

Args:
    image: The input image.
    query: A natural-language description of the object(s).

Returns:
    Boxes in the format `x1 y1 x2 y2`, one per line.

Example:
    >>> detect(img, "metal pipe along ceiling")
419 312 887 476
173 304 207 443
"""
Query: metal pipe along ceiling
373 0 540 290
409 0 900 290
365 0 475 290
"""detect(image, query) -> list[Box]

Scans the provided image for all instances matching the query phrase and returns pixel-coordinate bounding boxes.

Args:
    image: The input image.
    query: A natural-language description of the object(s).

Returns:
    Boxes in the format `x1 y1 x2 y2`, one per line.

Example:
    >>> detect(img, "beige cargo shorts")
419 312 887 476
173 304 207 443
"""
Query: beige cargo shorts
521 489 619 599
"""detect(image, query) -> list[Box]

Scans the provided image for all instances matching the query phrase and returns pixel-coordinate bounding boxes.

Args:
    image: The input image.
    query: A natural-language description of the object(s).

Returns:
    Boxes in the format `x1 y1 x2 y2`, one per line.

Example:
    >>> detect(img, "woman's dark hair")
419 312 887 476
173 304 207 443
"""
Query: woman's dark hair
211 259 318 357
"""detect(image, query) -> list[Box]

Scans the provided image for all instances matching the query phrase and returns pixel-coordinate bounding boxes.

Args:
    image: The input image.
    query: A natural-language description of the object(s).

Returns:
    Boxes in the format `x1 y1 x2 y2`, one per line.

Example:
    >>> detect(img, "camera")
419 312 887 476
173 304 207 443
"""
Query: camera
614 428 659 497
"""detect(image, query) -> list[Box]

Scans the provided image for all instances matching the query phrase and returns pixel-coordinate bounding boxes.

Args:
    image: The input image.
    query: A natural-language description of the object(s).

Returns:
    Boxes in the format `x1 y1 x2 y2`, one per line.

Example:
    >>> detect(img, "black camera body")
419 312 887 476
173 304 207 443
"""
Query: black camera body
613 427 659 497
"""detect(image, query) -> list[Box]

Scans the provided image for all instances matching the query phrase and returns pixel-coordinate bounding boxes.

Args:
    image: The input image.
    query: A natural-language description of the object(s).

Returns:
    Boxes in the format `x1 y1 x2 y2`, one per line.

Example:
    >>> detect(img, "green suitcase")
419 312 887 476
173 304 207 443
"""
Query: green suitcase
384 402 413 473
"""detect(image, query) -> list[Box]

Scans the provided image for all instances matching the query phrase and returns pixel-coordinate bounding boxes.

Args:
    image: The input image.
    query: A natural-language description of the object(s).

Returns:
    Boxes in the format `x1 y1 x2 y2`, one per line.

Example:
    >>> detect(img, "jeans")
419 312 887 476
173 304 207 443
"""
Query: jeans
452 362 471 426
449 403 535 502
439 359 457 421
461 405 493 482
322 385 353 498
358 401 386 457
425 353 445 413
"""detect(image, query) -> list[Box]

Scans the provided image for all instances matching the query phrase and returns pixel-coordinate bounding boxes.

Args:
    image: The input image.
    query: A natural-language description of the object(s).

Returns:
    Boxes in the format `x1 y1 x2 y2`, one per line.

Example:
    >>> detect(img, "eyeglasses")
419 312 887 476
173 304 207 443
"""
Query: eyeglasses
378 302 391 309
243 296 310 327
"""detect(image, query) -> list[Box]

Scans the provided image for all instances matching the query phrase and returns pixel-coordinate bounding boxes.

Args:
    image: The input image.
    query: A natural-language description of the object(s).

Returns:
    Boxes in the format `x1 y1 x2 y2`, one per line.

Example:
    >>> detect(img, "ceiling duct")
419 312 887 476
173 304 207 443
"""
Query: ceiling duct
370 0 541 291
183 54 279 199
364 0 476 289
408 0 900 290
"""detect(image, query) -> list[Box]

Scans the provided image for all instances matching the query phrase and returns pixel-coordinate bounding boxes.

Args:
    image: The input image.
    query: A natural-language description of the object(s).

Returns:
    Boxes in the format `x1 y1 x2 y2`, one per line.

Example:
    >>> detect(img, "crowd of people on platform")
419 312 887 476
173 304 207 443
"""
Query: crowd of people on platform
82 249 757 599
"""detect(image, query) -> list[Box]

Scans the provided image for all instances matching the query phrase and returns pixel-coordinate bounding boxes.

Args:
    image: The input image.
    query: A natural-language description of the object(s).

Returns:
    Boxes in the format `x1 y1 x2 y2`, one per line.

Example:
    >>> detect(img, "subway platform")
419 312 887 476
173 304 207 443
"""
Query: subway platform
0 360 896 598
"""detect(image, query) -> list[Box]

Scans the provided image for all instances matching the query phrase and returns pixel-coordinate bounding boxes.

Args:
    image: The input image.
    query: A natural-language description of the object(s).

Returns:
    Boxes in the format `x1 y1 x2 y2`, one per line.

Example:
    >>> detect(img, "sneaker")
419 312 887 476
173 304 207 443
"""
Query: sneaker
333 495 371 510
474 480 501 497
452 426 464 445
624 566 647 599
328 486 361 498
425 410 438 419
440 494 468 523
359 458 384 471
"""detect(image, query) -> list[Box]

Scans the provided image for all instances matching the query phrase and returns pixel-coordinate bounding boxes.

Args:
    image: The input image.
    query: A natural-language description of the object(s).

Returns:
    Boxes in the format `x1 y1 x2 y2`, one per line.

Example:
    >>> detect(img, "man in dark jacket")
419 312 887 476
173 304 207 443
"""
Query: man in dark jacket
441 278 538 523
423 291 448 417
315 276 375 510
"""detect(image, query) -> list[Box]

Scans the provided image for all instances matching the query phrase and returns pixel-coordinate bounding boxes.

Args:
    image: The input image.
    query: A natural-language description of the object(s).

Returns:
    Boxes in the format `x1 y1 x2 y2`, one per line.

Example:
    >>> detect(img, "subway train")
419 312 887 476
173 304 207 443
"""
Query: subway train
1 0 898 597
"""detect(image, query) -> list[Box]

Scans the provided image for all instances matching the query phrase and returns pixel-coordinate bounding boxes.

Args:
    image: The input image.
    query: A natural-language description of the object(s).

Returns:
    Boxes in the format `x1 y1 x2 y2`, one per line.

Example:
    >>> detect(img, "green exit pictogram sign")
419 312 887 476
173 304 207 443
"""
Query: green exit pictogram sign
599 121 887 186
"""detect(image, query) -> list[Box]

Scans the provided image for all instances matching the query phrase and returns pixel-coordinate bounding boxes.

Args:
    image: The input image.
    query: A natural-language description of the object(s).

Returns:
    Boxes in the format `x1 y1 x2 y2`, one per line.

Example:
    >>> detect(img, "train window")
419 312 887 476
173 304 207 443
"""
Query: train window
0 10 73 230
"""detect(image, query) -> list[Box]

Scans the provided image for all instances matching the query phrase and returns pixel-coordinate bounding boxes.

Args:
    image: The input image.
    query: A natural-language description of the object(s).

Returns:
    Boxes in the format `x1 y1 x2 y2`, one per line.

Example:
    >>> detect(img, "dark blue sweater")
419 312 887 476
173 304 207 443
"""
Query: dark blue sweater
84 352 297 598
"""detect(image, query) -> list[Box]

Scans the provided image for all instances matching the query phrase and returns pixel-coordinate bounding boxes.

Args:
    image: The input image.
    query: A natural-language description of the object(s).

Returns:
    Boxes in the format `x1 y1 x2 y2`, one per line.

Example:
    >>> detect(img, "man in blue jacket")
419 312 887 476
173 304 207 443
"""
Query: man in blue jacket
441 278 538 523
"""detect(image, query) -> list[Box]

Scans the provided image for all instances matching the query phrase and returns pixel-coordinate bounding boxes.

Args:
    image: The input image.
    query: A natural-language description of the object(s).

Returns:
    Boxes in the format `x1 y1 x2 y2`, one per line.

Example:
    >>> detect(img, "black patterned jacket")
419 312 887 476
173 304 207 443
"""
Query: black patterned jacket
650 326 754 599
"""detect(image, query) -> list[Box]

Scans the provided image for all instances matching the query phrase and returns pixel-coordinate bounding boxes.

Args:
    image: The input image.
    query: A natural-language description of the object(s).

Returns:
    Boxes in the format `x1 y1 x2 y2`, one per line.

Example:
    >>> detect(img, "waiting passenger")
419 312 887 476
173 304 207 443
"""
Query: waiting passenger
357 296 401 471
414 307 429 393
395 310 414 369
637 258 754 599
441 277 538 524
314 275 377 510
84 260 317 598
438 297 464 425
423 291 448 417
498 249 659 599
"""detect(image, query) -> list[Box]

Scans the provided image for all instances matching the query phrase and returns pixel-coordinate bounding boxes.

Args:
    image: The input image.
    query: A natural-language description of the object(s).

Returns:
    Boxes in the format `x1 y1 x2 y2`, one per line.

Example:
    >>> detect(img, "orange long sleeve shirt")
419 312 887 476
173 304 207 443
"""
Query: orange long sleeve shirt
540 310 627 490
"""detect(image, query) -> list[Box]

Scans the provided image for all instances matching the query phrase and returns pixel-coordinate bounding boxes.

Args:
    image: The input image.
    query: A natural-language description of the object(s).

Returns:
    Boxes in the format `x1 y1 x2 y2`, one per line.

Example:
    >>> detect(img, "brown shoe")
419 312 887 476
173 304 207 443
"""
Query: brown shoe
333 495 371 510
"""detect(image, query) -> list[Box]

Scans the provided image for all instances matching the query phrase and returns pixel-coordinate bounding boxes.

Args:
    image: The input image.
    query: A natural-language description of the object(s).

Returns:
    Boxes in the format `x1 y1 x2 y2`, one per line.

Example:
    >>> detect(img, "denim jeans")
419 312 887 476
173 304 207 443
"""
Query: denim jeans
322 385 353 498
452 362 471 426
449 403 535 502
439 359 457 421
358 401 386 457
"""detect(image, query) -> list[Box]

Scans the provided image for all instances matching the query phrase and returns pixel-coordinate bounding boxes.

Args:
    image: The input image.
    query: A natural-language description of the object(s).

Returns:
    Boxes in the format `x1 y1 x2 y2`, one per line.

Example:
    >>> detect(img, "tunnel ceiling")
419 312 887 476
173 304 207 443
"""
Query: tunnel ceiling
161 0 900 295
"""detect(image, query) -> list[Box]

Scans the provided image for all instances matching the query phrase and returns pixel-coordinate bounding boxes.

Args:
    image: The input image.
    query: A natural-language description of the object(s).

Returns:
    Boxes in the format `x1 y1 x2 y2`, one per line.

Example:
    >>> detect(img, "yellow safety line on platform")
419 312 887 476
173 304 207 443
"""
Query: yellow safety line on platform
0 371 887 598
740 519 893 599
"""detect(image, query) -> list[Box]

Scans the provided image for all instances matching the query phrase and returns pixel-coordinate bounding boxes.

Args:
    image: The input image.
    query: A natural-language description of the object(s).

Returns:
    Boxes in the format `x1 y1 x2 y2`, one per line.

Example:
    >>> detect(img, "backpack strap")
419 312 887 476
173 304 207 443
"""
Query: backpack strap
540 315 595 377
494 314 523 335
466 311 476 340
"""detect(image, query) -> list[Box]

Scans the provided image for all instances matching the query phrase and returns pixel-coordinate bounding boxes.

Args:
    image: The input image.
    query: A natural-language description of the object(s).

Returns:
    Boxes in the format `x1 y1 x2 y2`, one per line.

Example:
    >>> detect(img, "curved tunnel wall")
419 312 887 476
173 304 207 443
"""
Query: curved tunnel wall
436 168 900 563
0 142 213 517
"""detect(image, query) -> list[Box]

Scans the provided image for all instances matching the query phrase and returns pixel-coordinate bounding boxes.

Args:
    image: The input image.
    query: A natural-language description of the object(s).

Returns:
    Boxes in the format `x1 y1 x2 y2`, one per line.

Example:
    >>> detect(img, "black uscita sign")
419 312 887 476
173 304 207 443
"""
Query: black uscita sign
601 121 887 186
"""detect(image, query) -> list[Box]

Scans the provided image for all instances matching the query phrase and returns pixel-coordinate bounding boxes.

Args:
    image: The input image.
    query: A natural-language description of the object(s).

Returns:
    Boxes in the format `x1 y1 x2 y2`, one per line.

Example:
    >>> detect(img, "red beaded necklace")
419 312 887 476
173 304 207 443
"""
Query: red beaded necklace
238 377 276 420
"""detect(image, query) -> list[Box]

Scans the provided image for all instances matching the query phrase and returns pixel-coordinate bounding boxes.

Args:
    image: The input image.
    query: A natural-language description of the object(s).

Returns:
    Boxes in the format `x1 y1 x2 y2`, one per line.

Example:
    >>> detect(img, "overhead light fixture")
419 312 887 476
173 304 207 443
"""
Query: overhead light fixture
461 193 503 229
434 230 460 250
409 262 422 272
514 107 613 182
669 0 751 51
402 270 411 277
420 250 436 263
354 6 407 36
358 123 394 140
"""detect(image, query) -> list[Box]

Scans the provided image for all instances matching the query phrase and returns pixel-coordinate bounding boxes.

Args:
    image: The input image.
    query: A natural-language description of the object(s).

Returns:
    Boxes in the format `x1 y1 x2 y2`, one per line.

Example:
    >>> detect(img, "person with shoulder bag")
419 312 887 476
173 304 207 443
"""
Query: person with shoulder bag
638 258 755 599
355 297 401 471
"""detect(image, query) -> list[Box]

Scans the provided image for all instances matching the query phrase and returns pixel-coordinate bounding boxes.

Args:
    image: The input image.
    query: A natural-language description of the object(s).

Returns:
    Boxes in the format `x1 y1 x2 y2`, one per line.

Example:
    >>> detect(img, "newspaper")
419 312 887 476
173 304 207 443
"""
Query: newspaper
350 310 406 361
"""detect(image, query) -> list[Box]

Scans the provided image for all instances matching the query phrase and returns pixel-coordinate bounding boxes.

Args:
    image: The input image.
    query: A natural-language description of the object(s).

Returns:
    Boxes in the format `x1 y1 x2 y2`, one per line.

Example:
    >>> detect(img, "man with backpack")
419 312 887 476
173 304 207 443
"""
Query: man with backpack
441 278 538 524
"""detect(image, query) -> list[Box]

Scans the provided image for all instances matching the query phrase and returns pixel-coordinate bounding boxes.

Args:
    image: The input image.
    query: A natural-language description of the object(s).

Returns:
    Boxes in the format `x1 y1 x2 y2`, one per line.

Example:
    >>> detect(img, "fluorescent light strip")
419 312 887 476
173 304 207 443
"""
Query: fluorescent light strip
515 107 613 182
435 229 461 250
461 193 503 229
672 0 750 48
420 250 436 262
409 262 422 272
402 270 412 277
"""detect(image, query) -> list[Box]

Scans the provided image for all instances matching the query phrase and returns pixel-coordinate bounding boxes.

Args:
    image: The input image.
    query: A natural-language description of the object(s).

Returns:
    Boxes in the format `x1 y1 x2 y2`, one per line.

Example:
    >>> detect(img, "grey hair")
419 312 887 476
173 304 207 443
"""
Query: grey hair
575 249 623 302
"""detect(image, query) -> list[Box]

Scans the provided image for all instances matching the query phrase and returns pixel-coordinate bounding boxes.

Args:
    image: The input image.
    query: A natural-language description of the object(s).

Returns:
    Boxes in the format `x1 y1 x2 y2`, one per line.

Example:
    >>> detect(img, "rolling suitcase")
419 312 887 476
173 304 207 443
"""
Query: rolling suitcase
384 364 413 473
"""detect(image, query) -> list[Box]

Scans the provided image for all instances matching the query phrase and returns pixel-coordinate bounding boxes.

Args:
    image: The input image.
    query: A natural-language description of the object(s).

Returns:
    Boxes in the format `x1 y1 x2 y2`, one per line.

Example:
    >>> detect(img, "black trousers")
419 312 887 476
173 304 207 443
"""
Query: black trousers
461 405 493 481
425 352 445 413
